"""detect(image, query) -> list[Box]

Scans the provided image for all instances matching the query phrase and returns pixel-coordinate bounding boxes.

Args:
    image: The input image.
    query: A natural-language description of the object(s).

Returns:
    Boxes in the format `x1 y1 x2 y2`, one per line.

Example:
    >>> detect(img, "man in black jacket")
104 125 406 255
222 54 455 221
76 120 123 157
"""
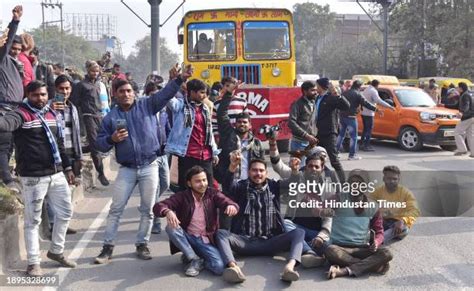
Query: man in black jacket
336 80 377 160
314 78 350 182
0 5 23 193
216 88 264 183
0 81 77 276
288 81 319 165
70 60 109 186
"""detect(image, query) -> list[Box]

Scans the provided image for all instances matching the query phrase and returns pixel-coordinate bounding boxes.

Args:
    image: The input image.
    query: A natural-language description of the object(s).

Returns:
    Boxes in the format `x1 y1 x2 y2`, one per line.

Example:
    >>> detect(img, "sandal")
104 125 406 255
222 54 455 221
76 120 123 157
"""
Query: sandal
327 265 340 280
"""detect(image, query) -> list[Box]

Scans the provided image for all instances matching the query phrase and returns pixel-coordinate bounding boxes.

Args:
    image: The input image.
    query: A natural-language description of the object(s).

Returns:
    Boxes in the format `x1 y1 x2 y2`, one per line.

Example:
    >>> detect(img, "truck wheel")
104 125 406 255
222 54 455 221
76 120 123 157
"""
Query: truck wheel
440 145 457 151
398 127 423 151
277 139 289 153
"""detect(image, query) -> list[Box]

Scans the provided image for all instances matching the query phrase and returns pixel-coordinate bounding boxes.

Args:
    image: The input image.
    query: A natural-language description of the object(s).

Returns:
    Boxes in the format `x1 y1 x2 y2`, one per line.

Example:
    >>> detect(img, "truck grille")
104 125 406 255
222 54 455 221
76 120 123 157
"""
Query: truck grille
221 64 261 85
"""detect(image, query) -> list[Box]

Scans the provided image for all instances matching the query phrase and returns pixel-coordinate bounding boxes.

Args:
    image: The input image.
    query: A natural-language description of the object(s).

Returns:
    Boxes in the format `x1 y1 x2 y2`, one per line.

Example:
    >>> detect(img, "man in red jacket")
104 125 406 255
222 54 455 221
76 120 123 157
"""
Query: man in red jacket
154 166 239 277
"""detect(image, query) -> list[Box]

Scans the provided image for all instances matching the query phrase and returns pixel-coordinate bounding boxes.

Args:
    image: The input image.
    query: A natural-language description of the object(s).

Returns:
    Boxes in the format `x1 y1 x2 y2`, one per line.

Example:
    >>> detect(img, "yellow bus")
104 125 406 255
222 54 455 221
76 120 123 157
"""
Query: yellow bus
178 8 296 87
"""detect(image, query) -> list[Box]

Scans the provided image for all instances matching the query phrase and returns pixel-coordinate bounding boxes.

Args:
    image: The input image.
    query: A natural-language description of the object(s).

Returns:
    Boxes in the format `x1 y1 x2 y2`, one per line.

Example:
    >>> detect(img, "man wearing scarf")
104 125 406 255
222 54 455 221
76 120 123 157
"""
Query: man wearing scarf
0 80 76 276
215 156 305 283
165 76 220 191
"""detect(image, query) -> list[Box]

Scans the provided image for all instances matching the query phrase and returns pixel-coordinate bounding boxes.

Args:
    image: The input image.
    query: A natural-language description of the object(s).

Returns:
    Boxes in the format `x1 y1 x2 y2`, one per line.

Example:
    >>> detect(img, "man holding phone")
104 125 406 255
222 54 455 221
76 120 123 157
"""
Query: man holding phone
94 65 193 264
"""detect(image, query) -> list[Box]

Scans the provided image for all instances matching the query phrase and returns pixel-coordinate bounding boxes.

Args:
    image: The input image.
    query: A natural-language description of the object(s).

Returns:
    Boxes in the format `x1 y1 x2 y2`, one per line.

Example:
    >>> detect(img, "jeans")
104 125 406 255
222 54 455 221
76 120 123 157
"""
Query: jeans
20 172 73 265
325 245 393 277
103 160 158 245
336 116 358 157
153 155 170 229
361 115 374 147
283 219 322 255
290 139 309 165
83 115 104 176
383 219 409 243
165 226 224 275
215 228 304 265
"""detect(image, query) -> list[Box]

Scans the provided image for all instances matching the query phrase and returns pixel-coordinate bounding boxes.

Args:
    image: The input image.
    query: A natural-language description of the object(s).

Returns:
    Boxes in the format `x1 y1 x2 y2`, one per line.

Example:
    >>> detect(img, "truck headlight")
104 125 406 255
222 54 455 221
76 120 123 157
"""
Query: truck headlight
200 69 210 79
272 67 281 77
419 112 436 121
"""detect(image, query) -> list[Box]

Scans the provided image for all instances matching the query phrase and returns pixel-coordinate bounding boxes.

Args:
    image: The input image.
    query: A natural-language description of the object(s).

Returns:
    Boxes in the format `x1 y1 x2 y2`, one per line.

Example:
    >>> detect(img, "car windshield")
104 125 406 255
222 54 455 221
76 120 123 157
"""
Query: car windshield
395 89 437 107
243 21 291 60
187 22 236 61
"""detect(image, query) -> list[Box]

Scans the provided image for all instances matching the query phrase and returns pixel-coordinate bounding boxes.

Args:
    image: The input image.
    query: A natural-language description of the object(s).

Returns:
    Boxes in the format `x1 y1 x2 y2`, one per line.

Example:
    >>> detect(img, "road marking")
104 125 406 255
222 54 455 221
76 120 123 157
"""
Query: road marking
42 199 112 291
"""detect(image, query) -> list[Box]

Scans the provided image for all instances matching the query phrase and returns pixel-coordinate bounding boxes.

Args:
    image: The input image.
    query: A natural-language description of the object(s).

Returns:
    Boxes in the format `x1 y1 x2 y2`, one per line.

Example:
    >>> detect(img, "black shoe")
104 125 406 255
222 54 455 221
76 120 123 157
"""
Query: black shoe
136 243 152 260
50 224 77 235
98 175 110 186
66 227 77 235
185 258 204 277
94 244 114 264
47 251 77 268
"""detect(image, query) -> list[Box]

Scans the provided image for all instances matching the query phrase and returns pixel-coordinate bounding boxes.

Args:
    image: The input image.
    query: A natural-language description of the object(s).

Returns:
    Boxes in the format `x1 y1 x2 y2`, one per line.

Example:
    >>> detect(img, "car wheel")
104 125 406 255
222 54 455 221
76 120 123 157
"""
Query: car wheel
277 139 289 153
398 127 423 151
440 145 457 151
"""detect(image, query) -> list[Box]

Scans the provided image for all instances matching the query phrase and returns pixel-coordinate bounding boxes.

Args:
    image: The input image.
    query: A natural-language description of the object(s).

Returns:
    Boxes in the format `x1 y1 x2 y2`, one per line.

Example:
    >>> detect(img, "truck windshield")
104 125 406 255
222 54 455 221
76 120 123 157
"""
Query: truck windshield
187 22 236 61
243 21 290 60
395 89 437 107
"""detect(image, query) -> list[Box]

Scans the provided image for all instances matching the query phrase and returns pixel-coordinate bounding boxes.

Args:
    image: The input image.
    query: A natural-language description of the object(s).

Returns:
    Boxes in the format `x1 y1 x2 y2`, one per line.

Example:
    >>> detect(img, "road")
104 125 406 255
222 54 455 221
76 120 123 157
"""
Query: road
5 140 474 290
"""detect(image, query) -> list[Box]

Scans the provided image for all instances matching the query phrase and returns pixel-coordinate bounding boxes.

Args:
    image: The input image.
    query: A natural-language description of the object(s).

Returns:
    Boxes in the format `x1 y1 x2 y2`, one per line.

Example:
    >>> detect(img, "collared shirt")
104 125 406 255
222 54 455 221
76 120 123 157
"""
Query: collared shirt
187 192 210 243
186 105 212 160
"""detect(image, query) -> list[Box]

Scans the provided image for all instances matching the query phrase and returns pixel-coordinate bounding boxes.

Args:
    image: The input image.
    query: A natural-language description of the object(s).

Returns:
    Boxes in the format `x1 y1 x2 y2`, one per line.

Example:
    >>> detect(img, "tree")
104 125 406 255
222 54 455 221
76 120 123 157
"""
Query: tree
28 26 101 73
293 3 336 74
389 0 474 79
121 35 179 85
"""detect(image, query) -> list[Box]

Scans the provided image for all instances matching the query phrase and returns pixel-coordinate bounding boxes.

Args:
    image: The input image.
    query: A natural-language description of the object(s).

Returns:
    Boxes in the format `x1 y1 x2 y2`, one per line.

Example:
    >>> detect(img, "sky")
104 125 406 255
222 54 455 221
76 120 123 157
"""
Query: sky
1 0 372 58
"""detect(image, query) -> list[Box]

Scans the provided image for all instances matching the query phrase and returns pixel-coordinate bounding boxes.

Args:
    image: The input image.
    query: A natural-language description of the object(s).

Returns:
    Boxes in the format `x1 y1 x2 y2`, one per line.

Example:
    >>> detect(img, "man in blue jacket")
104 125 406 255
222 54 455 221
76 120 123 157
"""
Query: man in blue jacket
93 67 193 264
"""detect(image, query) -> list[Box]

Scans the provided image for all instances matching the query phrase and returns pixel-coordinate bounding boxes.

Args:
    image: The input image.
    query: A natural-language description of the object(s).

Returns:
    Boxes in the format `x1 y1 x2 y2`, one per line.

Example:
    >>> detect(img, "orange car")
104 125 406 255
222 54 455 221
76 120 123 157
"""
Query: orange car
357 85 460 151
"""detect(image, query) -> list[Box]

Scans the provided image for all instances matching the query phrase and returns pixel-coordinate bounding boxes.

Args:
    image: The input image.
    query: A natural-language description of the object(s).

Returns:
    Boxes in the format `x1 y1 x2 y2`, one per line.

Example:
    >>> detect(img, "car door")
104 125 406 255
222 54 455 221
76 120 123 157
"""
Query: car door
372 89 400 139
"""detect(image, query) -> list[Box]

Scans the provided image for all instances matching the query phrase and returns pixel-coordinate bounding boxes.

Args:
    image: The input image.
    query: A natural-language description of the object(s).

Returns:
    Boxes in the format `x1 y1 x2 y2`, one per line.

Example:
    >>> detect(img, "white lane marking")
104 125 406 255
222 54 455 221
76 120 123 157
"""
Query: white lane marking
42 199 112 291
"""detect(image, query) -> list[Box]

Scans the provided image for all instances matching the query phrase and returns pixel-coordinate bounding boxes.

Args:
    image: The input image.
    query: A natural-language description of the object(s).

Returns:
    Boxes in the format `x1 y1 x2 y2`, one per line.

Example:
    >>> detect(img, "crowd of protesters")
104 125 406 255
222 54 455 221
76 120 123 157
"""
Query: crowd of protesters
0 4 471 284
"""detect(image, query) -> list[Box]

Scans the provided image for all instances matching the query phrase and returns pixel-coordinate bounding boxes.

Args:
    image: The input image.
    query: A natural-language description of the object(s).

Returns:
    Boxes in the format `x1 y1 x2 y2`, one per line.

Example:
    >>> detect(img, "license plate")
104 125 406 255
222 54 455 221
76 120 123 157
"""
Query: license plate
444 130 455 137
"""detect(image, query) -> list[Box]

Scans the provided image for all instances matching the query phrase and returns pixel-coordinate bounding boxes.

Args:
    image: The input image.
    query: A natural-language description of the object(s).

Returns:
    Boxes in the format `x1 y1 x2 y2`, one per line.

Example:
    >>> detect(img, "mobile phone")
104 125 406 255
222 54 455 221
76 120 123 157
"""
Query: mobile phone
116 119 127 131
54 93 65 103
369 229 376 245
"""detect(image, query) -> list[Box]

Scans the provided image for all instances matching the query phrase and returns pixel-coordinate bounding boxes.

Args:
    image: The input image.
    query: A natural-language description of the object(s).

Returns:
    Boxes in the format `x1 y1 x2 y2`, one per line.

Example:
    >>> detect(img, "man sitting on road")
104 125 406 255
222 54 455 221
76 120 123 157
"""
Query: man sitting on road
325 170 393 279
370 165 420 243
93 66 192 264
154 166 239 277
215 154 307 283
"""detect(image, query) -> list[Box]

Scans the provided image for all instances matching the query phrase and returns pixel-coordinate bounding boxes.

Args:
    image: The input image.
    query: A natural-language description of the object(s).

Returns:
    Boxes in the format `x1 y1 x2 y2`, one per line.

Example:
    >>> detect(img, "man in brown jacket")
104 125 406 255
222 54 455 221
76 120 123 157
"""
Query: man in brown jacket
154 166 239 277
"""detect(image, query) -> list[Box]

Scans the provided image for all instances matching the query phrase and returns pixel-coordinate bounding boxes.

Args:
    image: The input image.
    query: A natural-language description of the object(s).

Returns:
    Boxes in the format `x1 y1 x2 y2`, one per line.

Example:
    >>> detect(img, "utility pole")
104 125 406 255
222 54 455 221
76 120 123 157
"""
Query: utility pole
121 0 185 75
356 0 394 74
149 0 162 74
41 0 65 65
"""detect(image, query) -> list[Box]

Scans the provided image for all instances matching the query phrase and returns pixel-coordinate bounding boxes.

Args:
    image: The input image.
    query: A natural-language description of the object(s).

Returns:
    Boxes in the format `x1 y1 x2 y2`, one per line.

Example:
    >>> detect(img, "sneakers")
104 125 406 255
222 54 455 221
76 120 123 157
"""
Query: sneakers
281 268 300 282
301 252 325 268
26 264 43 277
98 174 110 186
46 251 77 268
94 244 114 264
348 155 362 160
5 181 20 194
136 243 152 260
223 265 246 283
184 258 204 277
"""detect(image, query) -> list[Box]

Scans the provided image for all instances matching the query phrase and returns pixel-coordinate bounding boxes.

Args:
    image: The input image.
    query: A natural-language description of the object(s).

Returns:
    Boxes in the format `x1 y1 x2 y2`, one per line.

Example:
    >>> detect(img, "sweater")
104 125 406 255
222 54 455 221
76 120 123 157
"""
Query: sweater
370 184 420 228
